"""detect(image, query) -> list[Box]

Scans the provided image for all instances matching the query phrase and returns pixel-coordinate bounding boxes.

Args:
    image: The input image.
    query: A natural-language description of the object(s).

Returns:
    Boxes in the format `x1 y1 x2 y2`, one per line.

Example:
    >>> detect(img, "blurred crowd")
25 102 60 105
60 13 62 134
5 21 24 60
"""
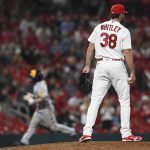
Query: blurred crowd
0 0 150 134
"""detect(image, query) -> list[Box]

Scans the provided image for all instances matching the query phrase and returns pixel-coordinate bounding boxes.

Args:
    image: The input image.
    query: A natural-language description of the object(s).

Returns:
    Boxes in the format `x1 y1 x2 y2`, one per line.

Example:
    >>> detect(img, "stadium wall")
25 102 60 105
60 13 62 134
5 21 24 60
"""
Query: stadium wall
0 133 150 148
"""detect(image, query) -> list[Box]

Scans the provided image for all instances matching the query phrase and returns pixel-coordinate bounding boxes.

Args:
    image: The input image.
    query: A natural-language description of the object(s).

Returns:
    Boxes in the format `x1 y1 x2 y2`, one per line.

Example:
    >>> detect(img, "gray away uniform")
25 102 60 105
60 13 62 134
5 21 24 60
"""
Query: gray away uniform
21 80 75 145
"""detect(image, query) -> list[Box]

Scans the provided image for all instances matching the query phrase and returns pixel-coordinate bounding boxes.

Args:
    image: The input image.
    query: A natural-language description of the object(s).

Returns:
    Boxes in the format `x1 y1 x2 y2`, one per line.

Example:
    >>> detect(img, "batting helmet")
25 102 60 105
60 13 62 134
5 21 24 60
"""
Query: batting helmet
29 69 43 83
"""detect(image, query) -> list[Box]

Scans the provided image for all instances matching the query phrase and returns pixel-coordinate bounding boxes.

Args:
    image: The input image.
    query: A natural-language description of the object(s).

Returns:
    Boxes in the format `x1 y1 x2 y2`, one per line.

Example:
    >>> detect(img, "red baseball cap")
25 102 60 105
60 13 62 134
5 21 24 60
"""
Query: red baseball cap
110 4 128 14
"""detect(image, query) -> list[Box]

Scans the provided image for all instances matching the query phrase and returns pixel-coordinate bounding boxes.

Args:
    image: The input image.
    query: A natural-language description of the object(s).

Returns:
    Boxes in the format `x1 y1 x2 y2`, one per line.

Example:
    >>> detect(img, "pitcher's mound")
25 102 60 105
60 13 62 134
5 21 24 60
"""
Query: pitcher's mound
2 141 150 150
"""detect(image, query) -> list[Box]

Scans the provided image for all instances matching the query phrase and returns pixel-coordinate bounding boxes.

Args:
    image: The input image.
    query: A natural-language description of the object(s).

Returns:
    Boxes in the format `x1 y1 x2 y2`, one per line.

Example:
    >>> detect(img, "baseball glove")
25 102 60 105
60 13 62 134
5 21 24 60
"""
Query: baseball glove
78 72 93 93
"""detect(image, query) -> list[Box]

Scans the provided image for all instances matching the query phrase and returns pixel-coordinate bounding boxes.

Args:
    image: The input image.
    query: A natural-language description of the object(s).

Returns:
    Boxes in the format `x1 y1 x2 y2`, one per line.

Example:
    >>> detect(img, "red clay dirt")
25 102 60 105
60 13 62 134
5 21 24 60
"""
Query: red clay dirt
1 142 150 150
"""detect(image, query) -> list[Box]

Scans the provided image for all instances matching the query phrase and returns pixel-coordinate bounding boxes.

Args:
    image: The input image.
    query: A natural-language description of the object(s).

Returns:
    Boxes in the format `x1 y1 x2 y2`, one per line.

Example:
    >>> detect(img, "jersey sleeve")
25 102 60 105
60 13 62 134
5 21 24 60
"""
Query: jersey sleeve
88 28 96 43
122 30 132 50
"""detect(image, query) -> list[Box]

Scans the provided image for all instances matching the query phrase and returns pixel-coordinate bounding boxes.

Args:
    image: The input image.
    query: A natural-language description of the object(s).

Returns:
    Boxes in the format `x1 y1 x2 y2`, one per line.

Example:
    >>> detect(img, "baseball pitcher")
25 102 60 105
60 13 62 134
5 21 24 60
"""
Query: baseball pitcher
79 4 142 142
17 69 76 145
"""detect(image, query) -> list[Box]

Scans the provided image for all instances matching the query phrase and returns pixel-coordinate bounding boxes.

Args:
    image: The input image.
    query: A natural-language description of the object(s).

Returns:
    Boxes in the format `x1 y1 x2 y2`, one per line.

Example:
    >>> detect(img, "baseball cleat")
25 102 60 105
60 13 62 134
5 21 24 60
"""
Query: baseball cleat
14 141 27 146
79 135 92 143
122 135 142 142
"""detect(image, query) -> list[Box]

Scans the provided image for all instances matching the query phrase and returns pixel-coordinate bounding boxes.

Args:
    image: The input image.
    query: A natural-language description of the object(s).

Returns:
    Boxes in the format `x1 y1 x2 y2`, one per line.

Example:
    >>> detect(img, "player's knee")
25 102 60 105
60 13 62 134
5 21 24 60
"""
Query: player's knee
119 98 130 107
91 95 102 104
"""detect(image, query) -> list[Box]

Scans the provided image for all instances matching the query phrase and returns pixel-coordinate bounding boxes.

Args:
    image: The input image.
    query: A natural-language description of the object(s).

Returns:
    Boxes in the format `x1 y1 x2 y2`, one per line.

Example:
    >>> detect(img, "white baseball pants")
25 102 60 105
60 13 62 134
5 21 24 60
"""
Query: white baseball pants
83 60 132 138
21 108 75 144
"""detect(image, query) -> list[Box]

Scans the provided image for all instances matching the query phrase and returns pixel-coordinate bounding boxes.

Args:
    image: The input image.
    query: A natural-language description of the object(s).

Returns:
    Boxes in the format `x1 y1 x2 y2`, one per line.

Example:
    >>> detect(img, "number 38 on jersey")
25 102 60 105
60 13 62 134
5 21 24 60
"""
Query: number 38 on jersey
100 32 117 49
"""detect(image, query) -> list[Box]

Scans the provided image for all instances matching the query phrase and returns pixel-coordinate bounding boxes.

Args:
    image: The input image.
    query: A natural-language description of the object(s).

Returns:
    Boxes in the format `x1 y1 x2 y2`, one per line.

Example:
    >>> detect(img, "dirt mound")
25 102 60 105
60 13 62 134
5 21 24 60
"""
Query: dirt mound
1 142 150 150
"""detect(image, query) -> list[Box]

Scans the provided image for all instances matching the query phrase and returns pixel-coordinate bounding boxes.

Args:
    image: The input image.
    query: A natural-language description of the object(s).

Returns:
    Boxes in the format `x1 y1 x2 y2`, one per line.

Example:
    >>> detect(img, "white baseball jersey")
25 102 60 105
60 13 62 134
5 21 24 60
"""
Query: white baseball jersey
33 80 54 110
33 80 49 100
88 19 132 59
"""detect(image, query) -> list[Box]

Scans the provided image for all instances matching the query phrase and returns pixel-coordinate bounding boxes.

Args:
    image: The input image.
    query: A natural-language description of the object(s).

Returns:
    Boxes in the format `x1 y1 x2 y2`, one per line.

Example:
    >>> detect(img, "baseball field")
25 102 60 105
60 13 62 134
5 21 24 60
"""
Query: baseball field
1 142 150 150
